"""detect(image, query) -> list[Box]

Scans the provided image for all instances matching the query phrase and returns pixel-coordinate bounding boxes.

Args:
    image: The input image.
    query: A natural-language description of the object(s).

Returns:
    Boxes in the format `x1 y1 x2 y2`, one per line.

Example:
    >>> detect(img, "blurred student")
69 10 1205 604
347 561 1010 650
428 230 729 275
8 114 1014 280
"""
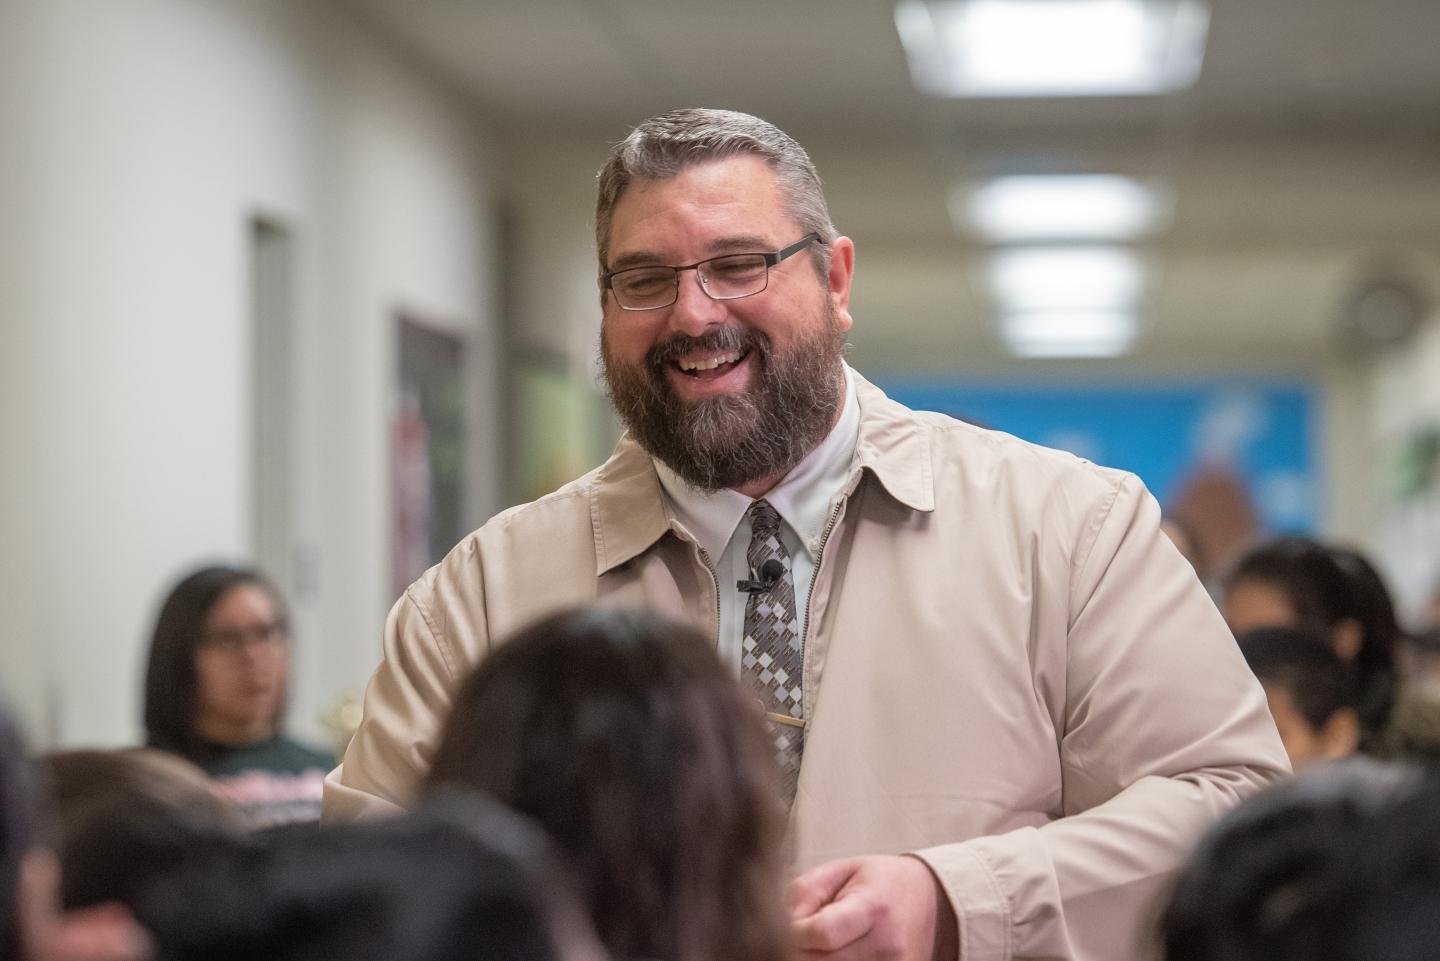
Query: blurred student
0 701 151 961
144 565 332 830
1395 624 1440 687
424 607 788 961
1238 627 1359 769
1160 759 1431 961
1384 676 1440 764
40 749 244 913
140 794 604 961
1330 543 1406 706
1222 537 1396 746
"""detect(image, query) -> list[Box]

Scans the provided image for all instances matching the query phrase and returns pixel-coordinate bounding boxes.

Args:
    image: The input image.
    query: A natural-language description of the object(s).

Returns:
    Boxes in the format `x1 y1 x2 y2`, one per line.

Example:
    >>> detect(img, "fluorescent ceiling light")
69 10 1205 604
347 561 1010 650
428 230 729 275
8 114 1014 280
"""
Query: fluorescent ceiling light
1001 310 1137 357
957 175 1173 241
895 0 1210 97
988 246 1145 312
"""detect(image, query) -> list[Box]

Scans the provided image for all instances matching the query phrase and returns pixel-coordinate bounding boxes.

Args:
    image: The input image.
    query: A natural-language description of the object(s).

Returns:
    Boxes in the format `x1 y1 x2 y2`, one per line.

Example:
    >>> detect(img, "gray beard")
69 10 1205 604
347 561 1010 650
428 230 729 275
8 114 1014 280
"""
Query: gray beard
600 310 846 492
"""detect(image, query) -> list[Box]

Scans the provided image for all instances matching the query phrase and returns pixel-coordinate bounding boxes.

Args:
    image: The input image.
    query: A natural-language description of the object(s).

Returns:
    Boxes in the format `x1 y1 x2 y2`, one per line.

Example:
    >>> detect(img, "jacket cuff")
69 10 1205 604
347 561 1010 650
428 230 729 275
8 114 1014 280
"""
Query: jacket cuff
321 763 406 822
911 841 1012 961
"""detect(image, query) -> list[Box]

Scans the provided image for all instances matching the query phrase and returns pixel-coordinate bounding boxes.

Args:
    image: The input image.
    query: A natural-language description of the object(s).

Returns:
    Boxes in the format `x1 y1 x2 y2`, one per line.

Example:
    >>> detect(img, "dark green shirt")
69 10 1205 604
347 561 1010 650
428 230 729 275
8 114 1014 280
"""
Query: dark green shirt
194 735 334 830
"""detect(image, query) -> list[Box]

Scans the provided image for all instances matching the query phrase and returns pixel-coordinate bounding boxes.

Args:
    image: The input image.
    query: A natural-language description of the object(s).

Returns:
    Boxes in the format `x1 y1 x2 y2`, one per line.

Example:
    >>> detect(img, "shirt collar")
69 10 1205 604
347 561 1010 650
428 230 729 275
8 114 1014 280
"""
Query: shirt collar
654 365 861 562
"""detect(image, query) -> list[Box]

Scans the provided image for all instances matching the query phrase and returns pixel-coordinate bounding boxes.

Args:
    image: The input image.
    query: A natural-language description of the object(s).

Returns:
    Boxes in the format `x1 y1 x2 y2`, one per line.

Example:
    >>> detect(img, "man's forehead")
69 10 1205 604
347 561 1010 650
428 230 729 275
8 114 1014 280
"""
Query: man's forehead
606 156 792 260
615 156 780 211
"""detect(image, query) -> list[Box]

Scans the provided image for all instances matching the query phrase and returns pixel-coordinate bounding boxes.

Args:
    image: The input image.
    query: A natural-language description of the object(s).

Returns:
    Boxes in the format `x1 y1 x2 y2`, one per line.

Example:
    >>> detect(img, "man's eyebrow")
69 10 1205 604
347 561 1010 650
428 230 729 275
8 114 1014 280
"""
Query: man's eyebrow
607 235 773 273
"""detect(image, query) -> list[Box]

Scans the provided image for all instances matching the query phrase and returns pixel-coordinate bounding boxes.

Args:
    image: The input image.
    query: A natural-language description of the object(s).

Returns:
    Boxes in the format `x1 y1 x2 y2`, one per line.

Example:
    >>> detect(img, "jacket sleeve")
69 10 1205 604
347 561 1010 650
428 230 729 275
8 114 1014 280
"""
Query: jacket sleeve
912 473 1290 961
322 576 470 822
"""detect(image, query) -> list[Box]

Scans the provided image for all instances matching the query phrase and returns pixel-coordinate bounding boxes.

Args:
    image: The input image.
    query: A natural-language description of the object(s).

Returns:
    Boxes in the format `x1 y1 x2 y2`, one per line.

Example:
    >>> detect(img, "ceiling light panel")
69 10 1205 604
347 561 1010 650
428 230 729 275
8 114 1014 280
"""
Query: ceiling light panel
895 0 1210 97
957 175 1173 242
1001 310 1138 357
988 246 1145 312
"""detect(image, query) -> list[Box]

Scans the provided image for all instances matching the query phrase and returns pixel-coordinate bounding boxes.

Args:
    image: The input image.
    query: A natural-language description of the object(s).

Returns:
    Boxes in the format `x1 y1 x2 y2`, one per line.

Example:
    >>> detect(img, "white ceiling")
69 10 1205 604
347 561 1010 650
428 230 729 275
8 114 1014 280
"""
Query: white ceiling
352 0 1440 375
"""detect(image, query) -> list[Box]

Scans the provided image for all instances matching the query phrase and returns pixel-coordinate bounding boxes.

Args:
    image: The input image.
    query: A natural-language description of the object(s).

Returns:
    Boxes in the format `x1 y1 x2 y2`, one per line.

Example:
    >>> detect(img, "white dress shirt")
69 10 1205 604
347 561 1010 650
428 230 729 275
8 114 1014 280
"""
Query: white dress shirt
654 364 860 669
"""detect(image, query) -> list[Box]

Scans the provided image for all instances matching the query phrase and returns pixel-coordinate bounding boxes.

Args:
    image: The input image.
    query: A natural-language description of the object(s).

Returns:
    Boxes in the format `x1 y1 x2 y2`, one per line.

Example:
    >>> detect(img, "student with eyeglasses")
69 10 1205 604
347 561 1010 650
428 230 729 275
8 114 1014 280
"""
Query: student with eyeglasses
143 565 332 830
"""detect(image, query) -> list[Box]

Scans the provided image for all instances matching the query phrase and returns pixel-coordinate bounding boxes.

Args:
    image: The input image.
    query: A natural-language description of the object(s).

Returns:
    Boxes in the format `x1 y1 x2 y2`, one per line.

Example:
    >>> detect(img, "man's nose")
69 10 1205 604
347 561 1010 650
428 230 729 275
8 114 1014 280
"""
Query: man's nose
668 267 726 335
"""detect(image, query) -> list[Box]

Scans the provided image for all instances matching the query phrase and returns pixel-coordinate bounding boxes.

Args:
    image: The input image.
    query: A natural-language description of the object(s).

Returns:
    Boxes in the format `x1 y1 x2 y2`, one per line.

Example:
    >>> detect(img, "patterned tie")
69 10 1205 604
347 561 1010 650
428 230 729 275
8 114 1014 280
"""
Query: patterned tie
741 499 804 805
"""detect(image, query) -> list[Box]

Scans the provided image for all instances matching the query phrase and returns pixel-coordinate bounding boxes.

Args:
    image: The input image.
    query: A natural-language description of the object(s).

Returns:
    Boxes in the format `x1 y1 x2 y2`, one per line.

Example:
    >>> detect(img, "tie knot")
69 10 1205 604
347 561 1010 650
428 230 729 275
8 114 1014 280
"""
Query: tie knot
748 499 781 537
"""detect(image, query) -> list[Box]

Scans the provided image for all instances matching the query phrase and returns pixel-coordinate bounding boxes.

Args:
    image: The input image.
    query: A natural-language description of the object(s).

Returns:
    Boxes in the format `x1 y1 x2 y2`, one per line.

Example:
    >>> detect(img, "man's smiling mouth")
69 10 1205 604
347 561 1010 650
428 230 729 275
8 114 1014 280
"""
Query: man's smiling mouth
676 349 748 378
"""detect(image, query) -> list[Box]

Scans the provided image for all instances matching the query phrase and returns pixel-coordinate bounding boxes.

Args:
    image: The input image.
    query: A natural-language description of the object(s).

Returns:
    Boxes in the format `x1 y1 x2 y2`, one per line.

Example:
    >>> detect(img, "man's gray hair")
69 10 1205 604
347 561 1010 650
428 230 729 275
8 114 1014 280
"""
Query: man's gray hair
595 108 837 280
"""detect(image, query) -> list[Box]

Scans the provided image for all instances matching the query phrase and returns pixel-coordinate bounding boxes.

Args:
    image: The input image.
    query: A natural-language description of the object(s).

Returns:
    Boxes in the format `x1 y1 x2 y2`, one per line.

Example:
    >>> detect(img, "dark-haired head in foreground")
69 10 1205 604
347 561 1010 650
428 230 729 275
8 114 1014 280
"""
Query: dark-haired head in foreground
425 606 788 961
140 792 601 961
1 704 154 961
40 749 245 912
1161 759 1439 961
1238 627 1359 769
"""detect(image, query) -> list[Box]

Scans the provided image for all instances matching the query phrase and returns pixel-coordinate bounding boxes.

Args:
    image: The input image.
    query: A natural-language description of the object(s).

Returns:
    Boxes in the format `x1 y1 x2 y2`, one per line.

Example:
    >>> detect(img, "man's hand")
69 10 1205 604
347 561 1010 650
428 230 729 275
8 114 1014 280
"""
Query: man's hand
787 854 957 961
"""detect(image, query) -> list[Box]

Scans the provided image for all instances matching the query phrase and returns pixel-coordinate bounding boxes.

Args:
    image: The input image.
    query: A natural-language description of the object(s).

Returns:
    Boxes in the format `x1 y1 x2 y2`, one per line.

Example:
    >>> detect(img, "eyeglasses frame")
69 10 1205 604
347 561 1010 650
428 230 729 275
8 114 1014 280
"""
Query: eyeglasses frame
600 232 823 311
198 620 290 655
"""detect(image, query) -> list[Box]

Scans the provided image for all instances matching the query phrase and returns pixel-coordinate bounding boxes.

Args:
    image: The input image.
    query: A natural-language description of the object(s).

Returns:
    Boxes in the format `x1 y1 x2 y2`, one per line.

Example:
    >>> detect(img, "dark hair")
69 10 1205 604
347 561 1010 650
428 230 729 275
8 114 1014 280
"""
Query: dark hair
142 795 581 961
143 565 287 758
1224 536 1356 634
1238 627 1356 730
0 701 36 961
40 749 244 910
1298 770 1440 961
425 607 788 961
1160 758 1422 961
1224 537 1395 740
1328 545 1402 685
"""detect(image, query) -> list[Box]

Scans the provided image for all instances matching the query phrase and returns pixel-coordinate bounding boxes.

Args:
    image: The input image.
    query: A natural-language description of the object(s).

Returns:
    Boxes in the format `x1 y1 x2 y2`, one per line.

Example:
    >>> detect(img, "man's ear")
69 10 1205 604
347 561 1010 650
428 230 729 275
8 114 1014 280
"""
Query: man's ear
1333 618 1363 661
1319 707 1361 760
825 236 855 333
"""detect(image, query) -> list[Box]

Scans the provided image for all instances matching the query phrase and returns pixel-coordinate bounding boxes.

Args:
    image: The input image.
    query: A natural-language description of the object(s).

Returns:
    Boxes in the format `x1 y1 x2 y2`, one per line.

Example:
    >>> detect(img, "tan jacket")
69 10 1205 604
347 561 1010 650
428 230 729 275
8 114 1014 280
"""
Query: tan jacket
325 372 1289 960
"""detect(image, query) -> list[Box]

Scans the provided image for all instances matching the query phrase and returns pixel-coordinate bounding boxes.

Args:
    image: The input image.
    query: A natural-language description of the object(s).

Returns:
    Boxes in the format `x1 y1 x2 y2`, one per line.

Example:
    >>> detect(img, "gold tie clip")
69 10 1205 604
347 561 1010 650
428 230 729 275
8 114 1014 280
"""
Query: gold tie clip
757 699 807 729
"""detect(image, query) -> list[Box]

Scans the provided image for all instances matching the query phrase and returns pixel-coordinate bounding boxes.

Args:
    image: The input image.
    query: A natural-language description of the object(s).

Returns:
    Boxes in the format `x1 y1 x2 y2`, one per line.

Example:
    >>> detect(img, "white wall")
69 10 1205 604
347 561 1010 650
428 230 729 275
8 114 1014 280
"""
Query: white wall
1368 305 1440 625
1 0 500 748
0 1 41 734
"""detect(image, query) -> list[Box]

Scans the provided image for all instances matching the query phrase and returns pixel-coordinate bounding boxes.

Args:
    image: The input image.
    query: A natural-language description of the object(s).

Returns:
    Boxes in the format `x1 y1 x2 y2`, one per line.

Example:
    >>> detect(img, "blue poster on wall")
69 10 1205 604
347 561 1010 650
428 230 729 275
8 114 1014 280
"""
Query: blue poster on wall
878 379 1321 534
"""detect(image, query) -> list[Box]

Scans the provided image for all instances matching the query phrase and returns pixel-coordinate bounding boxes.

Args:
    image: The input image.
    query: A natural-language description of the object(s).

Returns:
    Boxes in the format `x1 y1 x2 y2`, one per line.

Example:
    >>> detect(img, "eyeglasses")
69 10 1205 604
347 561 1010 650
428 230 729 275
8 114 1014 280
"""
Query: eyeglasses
199 621 288 655
601 233 822 311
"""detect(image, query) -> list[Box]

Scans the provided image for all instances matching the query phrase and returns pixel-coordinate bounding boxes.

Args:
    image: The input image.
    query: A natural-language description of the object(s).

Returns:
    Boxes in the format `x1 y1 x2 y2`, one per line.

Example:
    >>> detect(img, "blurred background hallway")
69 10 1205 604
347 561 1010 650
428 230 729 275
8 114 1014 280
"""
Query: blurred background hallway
2 0 1438 751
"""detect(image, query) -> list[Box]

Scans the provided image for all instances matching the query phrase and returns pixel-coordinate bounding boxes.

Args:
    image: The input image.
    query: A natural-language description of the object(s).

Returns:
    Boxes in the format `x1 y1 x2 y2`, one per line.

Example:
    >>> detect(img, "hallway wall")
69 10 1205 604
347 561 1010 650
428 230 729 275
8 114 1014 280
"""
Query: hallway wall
0 0 501 747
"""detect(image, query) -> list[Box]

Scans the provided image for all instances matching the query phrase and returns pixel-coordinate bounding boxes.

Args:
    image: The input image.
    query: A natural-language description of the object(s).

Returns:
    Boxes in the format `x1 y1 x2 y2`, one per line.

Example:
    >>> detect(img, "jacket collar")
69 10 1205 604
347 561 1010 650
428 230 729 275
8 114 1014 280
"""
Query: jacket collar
849 369 936 514
590 367 935 575
590 434 674 576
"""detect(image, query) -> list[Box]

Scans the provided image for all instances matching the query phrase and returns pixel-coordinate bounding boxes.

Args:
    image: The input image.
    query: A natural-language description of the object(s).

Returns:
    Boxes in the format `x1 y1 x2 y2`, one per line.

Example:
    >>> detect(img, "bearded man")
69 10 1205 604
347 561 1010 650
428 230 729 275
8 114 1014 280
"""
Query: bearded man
325 109 1288 961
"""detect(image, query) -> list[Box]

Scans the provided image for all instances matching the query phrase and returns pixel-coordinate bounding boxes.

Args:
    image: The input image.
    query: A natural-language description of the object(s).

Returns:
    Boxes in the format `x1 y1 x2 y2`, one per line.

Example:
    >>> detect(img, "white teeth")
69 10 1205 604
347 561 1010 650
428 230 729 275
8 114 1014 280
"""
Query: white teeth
678 351 740 372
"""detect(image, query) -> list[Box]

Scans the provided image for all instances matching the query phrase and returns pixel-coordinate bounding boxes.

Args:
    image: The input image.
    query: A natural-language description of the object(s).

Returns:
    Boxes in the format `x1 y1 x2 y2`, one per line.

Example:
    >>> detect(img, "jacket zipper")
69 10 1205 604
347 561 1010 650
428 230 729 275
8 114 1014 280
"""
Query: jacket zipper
695 544 721 649
801 494 849 717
